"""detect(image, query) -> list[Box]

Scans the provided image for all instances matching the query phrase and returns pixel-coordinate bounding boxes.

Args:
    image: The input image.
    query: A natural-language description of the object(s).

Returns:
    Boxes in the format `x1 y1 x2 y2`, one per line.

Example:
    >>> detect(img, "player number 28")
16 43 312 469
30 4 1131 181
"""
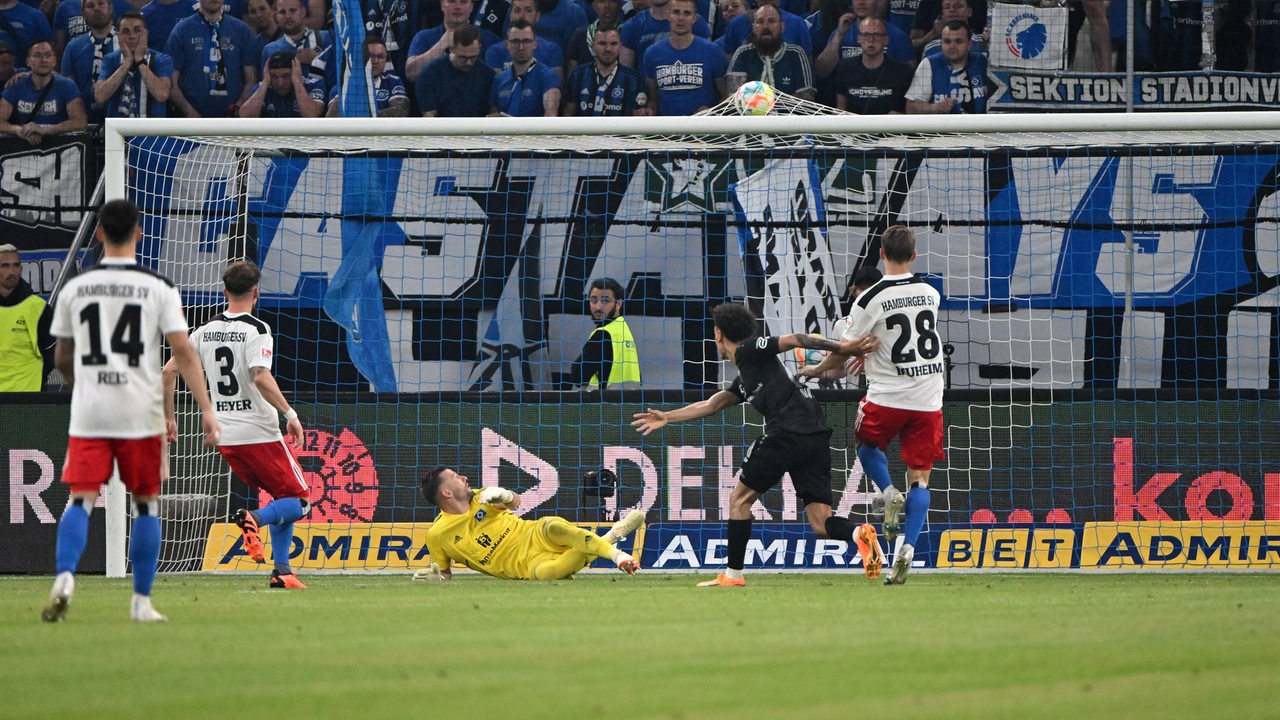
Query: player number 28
885 309 940 364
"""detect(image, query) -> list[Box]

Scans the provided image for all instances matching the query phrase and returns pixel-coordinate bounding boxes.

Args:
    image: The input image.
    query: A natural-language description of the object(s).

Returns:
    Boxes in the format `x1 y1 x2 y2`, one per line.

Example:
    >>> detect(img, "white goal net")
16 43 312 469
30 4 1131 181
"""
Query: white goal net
103 108 1280 576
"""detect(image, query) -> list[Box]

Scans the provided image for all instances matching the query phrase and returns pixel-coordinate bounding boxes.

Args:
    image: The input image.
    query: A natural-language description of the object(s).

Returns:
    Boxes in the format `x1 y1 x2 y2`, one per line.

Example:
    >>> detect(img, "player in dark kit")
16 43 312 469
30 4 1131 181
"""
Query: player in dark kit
632 302 883 586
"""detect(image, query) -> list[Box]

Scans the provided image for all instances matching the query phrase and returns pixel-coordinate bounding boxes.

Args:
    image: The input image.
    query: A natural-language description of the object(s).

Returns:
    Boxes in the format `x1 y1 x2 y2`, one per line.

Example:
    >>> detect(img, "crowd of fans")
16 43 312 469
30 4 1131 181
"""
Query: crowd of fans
0 0 1275 136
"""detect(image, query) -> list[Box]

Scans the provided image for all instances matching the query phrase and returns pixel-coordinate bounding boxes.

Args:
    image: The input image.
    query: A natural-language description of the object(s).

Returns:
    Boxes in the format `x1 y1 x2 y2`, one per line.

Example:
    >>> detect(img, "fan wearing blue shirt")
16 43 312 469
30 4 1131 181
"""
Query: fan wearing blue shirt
485 0 563 78
95 11 173 117
813 0 912 80
359 0 421 77
530 0 587 53
725 4 814 100
259 0 329 73
0 0 52 60
905 19 986 114
405 0 500 82
716 0 811 58
238 50 323 116
140 0 196 52
326 36 409 116
415 23 495 117
489 19 560 115
562 22 648 115
619 0 710 72
165 0 259 117
59 0 116 124
642 0 724 115
0 40 87 143
53 0 132 58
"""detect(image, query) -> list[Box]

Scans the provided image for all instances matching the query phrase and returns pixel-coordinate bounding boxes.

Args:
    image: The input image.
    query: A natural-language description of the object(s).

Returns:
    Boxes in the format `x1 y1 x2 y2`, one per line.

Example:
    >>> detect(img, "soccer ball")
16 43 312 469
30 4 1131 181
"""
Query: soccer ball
793 334 830 368
733 81 777 116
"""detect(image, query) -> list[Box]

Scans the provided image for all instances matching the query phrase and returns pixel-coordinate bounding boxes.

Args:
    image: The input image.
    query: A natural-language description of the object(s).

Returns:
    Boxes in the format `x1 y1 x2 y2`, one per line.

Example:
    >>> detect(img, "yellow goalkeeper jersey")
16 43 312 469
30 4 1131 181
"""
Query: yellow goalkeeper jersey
425 491 544 580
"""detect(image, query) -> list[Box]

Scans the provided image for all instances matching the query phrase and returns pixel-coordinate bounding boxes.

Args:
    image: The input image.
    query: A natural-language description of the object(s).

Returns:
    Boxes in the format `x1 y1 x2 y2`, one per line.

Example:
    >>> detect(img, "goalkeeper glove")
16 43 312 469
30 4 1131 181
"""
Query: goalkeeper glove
478 487 517 506
412 563 445 581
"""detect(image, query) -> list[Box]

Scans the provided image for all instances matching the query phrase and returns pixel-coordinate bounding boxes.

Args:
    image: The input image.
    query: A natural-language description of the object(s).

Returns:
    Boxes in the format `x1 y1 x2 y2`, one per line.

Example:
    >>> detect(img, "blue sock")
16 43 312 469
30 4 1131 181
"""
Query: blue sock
268 522 296 575
857 443 891 492
55 502 91 575
130 514 161 596
903 485 931 548
256 497 305 526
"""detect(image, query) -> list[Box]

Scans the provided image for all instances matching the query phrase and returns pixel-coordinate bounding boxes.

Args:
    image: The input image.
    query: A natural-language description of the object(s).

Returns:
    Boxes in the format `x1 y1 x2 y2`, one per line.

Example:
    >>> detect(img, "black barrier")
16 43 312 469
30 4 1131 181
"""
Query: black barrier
0 132 104 254
5 394 1277 573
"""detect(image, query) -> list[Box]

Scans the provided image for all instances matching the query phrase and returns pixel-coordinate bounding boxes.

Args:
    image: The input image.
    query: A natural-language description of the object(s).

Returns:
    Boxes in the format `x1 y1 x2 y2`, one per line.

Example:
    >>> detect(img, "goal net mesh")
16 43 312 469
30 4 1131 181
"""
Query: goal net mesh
115 107 1280 575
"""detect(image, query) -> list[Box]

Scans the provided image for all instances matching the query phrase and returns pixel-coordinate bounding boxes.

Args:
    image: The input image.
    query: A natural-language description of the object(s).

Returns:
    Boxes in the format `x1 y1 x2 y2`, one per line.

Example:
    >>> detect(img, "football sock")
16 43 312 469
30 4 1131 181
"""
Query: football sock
256 497 305 526
542 516 619 561
268 521 296 575
726 518 751 571
130 514 161 596
823 515 857 542
55 502 91 575
857 443 891 492
903 484 931 548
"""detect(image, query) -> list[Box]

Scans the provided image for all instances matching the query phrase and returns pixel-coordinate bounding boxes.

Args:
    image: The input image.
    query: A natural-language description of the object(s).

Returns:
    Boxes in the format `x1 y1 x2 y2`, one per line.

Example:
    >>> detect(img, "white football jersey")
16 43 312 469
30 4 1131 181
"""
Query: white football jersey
190 311 282 446
51 260 188 438
842 272 944 411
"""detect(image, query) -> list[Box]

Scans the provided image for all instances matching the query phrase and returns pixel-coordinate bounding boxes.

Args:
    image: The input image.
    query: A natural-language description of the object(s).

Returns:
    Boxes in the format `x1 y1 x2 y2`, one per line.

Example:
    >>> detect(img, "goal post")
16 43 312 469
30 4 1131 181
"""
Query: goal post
102 110 1280 577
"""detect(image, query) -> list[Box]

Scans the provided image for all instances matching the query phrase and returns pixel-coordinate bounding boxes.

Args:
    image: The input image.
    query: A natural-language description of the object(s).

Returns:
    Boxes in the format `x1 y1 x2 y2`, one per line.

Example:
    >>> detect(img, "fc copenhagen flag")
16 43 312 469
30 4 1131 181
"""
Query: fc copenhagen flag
989 2 1068 70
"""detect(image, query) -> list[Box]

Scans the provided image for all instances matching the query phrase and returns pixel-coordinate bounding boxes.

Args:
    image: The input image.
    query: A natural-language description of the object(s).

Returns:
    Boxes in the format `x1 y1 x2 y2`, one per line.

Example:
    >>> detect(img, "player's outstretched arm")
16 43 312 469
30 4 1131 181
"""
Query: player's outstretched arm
166 330 220 447
837 333 880 357
251 367 303 444
161 357 180 443
632 390 740 435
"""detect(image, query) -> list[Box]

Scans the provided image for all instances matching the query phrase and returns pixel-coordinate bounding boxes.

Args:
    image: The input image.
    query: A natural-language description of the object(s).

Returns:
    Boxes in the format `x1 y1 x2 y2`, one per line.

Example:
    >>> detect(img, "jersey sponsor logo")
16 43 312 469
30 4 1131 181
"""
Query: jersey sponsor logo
654 60 706 90
14 99 61 116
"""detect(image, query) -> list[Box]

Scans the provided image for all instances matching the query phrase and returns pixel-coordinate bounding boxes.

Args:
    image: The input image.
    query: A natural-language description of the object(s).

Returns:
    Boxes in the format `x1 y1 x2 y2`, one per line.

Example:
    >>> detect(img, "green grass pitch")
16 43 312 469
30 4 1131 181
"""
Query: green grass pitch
2 573 1278 719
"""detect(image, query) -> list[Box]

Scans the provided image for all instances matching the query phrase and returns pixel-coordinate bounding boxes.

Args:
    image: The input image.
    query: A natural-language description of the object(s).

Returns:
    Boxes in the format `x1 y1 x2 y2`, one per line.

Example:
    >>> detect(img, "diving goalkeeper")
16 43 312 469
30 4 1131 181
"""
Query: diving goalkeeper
417 466 645 581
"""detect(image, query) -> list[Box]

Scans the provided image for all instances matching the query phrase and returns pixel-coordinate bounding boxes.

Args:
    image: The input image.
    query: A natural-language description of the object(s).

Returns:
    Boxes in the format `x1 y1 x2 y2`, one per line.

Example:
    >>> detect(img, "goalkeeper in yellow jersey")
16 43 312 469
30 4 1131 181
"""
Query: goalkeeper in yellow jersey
416 466 646 581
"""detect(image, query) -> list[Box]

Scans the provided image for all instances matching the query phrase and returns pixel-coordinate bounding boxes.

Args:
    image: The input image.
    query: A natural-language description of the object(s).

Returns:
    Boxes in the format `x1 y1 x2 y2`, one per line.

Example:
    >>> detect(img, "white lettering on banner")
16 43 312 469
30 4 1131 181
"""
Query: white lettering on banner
897 157 988 299
157 143 246 293
9 450 56 524
652 535 856 567
1007 155 1106 297
1095 158 1213 296
0 145 84 230
997 71 1280 109
668 446 707 521
604 446 660 516
251 156 347 298
478 427 558 513
1140 75 1280 105
1009 75 1125 103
